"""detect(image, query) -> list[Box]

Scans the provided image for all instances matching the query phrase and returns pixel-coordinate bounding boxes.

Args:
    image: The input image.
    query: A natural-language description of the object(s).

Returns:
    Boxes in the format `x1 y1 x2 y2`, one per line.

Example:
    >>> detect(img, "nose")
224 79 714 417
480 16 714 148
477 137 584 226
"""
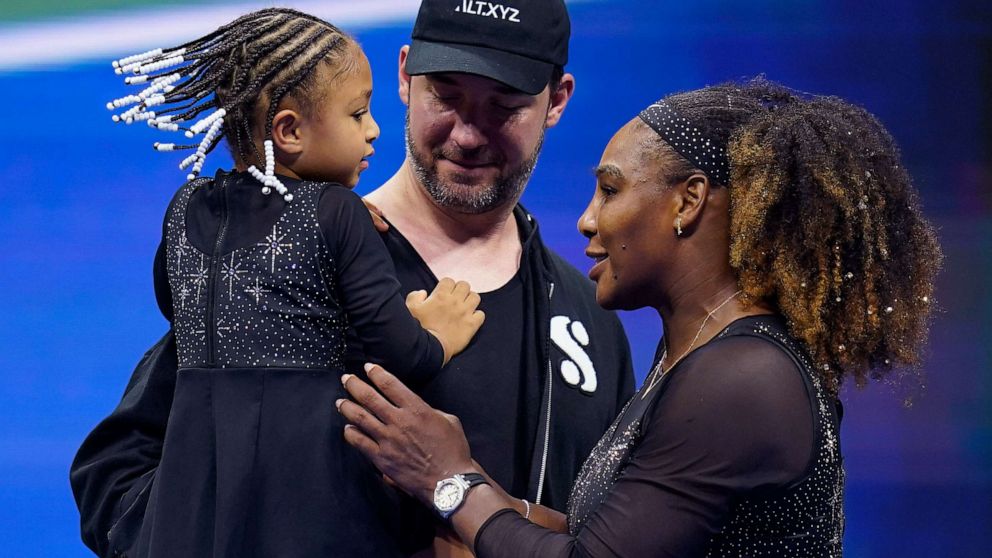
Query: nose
577 195 598 239
367 112 380 143
449 112 487 151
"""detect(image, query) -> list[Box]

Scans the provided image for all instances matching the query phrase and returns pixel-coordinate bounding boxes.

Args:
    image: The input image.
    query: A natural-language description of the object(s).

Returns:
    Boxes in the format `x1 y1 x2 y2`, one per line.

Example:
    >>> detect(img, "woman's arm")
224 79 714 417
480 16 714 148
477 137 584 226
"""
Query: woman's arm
339 336 815 558
337 364 514 548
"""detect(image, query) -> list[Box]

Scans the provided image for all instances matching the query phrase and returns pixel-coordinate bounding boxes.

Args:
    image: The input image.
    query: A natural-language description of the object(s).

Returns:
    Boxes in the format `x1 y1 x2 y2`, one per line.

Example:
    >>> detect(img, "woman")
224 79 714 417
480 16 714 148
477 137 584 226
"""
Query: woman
336 79 940 557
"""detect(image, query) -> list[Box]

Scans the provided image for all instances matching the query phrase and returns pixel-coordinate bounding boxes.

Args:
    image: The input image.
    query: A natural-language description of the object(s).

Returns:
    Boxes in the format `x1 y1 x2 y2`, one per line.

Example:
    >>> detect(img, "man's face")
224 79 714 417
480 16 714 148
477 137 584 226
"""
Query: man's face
404 72 551 214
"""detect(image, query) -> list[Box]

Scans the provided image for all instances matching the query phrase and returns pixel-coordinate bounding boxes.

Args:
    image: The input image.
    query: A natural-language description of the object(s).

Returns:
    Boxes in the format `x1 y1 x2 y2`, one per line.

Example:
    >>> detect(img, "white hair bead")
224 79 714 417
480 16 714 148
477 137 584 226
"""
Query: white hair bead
188 108 227 136
118 106 142 123
154 142 175 152
150 120 180 132
143 94 167 108
119 61 143 74
139 74 181 99
113 48 163 69
137 55 185 75
179 153 199 170
108 94 141 109
125 75 149 85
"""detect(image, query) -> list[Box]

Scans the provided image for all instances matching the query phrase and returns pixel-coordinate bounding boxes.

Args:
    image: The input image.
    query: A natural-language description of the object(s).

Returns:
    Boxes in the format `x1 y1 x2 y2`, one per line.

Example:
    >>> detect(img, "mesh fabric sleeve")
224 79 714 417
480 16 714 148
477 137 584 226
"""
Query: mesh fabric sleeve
475 335 815 558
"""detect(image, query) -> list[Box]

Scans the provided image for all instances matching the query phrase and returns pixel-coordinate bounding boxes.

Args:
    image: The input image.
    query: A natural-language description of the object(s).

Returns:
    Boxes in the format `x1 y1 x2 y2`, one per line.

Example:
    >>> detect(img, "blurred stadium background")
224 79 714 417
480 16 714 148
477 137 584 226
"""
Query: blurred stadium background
0 1 988 555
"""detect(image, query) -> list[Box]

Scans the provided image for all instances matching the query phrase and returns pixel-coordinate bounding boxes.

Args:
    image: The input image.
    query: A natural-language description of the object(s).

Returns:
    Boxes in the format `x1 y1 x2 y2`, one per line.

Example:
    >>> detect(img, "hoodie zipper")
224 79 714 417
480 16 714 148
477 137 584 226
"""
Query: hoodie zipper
206 179 229 366
534 280 555 505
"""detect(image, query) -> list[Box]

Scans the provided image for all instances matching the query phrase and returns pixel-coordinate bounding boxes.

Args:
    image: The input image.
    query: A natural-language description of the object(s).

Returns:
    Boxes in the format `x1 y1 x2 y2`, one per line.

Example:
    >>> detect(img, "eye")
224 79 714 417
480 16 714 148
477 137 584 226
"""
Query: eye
598 182 618 197
351 109 368 122
494 102 525 112
430 87 458 104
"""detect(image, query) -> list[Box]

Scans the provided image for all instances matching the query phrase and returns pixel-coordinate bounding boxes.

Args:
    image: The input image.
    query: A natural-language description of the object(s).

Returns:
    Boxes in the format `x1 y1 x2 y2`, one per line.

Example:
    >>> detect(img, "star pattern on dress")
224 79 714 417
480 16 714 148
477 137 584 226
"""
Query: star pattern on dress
167 182 345 371
823 432 837 461
216 318 232 338
220 253 248 300
244 277 271 304
176 283 192 311
194 320 207 341
257 224 293 273
176 232 190 271
188 254 209 302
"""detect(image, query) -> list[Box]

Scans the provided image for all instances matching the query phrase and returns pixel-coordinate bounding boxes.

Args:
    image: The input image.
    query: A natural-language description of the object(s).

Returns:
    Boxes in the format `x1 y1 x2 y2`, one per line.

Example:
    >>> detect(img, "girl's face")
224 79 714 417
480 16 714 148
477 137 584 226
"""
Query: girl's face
295 48 379 188
577 120 676 310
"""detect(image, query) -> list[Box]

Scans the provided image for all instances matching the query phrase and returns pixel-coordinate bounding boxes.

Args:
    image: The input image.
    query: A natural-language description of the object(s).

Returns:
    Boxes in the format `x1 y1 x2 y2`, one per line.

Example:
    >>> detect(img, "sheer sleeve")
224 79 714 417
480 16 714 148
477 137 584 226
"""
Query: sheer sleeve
475 335 815 558
318 186 444 382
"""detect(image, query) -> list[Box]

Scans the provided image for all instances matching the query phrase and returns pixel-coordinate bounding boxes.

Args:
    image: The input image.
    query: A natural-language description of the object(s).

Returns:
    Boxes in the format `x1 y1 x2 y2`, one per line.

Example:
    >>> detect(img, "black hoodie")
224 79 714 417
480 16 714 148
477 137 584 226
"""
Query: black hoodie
347 205 635 552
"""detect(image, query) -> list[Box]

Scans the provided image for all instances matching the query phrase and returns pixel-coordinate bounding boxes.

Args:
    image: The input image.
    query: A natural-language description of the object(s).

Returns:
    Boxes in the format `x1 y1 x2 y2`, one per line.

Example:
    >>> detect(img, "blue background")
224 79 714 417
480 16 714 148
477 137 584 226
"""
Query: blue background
0 0 989 555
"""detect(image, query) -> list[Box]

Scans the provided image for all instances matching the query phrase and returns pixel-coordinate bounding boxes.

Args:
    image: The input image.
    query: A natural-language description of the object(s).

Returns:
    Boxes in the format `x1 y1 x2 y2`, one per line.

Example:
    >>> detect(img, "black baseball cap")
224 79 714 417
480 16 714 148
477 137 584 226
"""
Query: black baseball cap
405 0 570 95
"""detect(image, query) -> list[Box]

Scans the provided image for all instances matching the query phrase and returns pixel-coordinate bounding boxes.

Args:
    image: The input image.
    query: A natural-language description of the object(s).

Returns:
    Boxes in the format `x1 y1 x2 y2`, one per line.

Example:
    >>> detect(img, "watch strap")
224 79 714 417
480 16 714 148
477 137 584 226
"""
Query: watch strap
460 472 488 489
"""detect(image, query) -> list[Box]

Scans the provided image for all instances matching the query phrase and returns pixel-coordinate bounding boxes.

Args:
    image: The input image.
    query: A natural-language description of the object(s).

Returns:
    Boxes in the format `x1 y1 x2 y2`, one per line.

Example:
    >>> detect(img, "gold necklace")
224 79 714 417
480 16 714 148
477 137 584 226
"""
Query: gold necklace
641 289 742 399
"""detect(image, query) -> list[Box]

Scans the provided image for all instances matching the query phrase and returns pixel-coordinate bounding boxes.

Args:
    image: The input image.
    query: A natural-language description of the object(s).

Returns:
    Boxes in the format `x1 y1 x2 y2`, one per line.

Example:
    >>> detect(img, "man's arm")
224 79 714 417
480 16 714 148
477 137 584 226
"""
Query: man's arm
69 332 177 556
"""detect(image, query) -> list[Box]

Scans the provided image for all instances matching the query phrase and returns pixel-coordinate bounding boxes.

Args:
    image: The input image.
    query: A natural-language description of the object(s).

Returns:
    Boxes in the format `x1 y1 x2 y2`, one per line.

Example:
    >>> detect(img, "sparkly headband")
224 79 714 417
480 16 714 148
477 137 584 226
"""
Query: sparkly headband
638 101 730 186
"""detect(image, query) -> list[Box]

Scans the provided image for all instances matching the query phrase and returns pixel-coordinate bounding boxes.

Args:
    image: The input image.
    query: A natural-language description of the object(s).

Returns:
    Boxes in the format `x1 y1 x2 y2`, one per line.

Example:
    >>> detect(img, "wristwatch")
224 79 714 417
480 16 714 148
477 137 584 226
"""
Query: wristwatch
433 473 489 519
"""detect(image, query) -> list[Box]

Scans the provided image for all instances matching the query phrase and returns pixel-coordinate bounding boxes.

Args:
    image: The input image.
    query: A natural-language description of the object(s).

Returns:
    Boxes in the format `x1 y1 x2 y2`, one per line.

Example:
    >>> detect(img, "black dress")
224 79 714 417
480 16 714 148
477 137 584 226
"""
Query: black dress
475 315 845 557
110 170 444 557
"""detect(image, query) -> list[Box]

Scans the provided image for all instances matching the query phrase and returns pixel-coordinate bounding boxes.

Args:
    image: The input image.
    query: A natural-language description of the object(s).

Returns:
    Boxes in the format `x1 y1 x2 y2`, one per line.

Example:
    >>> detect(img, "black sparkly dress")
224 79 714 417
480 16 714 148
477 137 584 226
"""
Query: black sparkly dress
475 315 845 557
119 171 444 557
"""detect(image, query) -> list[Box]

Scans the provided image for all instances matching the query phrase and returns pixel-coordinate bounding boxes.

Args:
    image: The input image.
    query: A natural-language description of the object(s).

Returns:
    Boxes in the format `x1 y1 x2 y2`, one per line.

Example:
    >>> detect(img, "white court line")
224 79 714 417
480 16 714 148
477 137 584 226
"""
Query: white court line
0 0 598 72
0 1 421 72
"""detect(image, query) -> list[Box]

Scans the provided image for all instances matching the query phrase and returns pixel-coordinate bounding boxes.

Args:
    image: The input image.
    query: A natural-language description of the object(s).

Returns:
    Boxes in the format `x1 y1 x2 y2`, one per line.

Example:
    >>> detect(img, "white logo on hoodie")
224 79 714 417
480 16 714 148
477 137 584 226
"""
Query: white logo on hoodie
551 315 597 394
454 0 522 22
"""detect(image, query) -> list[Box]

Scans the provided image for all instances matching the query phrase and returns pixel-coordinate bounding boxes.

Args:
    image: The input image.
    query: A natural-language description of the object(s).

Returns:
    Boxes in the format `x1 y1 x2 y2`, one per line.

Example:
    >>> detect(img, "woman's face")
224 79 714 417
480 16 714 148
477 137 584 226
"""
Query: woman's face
578 120 676 310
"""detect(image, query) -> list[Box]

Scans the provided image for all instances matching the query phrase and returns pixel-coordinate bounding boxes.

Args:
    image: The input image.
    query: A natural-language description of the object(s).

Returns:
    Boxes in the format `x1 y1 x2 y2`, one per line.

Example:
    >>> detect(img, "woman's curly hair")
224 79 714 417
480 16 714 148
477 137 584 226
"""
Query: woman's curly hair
658 78 941 393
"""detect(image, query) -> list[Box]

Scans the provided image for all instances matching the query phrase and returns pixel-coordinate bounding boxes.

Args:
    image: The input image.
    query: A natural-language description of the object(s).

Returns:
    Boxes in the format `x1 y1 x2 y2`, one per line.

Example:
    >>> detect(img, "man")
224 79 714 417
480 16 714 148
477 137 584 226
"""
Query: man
70 1 633 556
351 0 634 554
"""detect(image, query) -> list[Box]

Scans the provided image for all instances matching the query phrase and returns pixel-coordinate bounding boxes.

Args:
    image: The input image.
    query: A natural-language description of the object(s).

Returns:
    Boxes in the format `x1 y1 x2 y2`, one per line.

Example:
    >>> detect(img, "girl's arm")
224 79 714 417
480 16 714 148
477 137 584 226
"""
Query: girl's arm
319 186 482 381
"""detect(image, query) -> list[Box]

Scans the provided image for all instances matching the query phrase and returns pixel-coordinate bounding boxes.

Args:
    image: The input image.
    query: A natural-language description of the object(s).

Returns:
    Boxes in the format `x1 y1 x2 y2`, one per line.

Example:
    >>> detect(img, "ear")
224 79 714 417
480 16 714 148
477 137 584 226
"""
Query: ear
398 45 412 107
544 72 575 128
672 172 711 236
270 108 305 157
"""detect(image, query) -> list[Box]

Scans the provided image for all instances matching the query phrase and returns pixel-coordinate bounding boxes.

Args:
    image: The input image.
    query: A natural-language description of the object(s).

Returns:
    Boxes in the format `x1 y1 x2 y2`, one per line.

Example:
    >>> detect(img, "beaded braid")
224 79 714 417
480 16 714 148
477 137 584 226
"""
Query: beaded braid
106 8 354 201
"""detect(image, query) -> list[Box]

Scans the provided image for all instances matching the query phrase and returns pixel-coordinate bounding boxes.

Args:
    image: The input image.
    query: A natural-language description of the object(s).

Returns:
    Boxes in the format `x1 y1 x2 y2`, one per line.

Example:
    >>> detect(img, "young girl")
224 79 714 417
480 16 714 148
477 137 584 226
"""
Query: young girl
90 8 483 557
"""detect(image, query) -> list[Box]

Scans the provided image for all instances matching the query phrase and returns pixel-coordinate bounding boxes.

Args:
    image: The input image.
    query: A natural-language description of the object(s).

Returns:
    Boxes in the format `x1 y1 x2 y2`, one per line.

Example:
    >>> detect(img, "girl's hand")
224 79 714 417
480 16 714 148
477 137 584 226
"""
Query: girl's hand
406 278 485 364
337 364 478 505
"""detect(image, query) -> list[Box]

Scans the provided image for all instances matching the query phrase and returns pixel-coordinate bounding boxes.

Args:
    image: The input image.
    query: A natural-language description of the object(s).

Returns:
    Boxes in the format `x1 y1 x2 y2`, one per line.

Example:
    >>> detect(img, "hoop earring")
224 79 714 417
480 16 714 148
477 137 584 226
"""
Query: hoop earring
675 215 683 236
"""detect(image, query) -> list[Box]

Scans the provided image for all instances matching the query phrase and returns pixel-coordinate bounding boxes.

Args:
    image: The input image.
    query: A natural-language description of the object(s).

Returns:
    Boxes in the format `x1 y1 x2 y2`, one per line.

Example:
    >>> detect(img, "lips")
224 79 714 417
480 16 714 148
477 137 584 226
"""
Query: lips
359 150 374 171
585 249 609 280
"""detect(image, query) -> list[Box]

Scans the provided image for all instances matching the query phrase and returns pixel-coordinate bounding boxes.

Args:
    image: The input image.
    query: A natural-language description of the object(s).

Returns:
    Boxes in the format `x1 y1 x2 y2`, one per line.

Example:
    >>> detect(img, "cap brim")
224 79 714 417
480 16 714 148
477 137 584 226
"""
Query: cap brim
406 40 553 96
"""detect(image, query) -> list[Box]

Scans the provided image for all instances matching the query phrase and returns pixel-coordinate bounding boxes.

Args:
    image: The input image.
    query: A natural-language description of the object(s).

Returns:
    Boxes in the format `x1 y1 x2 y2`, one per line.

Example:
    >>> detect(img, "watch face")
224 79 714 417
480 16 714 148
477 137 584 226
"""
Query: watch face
434 480 464 512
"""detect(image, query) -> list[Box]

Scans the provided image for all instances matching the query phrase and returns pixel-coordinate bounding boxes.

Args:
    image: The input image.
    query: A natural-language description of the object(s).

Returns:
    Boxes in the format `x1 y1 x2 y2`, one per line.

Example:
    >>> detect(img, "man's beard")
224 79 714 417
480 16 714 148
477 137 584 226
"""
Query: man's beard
405 112 544 214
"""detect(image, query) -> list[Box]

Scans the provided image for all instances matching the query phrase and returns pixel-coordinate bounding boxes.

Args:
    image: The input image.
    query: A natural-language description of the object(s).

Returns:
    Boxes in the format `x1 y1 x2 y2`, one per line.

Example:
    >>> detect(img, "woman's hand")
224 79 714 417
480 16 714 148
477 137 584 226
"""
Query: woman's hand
337 364 477 505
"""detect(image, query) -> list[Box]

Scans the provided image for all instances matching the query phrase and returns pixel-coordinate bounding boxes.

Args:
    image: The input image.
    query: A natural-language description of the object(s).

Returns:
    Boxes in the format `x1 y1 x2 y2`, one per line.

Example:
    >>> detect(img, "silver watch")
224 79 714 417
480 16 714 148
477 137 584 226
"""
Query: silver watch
432 473 488 519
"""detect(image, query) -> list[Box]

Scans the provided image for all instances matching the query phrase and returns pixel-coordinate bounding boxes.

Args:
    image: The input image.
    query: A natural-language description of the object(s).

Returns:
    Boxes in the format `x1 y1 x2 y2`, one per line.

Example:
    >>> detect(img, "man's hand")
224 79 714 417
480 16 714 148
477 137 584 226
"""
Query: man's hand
362 198 389 233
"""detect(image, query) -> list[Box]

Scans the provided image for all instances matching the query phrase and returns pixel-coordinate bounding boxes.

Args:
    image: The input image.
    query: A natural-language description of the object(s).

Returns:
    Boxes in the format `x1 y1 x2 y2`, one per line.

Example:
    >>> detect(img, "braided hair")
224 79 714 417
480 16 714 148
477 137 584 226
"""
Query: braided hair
106 8 355 199
652 78 941 393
